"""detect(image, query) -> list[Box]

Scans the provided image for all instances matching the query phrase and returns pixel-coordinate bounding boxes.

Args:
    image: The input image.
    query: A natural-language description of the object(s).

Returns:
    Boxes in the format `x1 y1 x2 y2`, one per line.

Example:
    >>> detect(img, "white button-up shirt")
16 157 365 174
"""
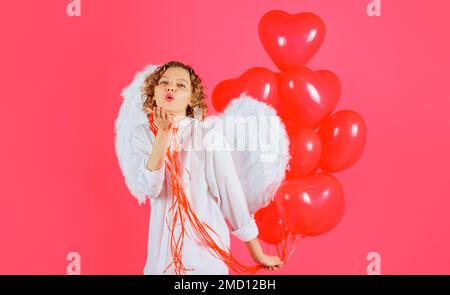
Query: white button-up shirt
129 116 259 275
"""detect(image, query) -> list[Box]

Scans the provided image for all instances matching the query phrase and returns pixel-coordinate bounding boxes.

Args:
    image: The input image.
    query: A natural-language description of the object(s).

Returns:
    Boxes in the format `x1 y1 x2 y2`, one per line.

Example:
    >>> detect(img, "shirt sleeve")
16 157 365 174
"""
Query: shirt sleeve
205 130 259 242
129 125 166 201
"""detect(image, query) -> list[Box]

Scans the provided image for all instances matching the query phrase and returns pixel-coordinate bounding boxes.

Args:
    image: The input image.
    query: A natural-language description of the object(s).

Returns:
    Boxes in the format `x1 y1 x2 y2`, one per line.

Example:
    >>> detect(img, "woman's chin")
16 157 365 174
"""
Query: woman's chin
157 104 180 117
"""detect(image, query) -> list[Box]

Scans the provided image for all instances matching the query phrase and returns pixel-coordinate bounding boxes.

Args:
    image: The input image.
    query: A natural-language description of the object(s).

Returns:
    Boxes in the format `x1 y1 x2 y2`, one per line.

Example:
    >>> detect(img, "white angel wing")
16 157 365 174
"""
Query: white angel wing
114 64 159 205
204 93 290 214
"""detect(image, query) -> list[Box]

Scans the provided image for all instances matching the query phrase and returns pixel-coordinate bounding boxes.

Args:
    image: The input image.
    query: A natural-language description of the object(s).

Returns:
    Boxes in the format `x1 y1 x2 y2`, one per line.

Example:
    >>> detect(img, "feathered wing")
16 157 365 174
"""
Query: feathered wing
114 64 159 205
204 93 291 214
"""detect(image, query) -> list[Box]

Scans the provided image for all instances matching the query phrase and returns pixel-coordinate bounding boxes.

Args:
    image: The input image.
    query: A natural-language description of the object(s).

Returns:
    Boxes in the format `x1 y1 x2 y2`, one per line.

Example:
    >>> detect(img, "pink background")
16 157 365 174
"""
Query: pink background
1 0 449 274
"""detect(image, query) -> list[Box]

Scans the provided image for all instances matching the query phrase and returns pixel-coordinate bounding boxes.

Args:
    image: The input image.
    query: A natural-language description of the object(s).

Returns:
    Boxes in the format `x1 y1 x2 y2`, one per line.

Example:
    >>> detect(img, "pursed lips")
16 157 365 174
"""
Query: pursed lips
165 93 175 101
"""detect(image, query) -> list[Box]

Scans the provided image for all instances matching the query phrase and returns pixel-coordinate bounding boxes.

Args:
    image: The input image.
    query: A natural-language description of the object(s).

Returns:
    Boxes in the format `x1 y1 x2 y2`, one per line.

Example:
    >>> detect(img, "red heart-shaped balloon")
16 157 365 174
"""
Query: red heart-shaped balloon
259 10 326 71
277 67 341 128
285 123 322 178
317 110 367 173
255 200 291 245
275 174 345 237
212 67 278 113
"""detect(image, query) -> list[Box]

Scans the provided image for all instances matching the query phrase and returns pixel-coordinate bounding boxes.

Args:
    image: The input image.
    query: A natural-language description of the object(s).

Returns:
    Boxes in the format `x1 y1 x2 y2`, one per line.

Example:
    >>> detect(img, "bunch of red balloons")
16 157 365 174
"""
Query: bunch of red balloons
212 10 367 244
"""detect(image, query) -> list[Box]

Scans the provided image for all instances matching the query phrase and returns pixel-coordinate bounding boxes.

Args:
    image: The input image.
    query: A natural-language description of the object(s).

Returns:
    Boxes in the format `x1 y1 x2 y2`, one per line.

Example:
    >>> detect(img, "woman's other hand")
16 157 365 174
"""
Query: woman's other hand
256 254 284 271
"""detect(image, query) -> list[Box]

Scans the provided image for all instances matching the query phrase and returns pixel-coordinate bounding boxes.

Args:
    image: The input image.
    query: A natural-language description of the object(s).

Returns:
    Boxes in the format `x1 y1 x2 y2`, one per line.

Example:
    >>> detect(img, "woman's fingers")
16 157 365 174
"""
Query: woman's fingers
165 111 172 128
262 258 283 271
168 114 173 128
163 111 169 129
150 106 176 130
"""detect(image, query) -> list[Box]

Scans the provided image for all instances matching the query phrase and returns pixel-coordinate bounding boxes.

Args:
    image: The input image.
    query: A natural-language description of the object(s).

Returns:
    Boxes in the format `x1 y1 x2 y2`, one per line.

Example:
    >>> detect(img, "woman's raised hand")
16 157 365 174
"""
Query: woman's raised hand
146 106 174 133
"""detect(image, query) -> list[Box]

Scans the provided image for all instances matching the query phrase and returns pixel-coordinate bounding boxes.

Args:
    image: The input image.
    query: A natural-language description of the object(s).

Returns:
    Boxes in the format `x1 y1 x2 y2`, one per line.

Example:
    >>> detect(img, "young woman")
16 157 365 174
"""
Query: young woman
127 61 284 275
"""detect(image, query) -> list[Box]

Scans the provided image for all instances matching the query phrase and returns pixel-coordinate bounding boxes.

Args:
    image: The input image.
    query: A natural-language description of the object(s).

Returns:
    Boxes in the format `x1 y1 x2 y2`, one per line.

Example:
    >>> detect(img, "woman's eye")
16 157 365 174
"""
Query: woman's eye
178 84 185 88
160 81 168 84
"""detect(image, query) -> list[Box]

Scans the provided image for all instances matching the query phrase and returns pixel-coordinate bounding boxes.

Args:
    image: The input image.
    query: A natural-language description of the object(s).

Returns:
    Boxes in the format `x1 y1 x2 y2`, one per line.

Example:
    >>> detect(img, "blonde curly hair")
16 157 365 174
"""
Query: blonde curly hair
141 61 208 120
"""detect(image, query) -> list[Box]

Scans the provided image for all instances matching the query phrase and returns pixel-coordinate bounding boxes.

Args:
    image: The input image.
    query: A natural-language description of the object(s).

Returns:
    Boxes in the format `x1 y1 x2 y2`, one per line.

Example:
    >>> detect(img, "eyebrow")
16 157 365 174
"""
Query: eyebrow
160 76 189 83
